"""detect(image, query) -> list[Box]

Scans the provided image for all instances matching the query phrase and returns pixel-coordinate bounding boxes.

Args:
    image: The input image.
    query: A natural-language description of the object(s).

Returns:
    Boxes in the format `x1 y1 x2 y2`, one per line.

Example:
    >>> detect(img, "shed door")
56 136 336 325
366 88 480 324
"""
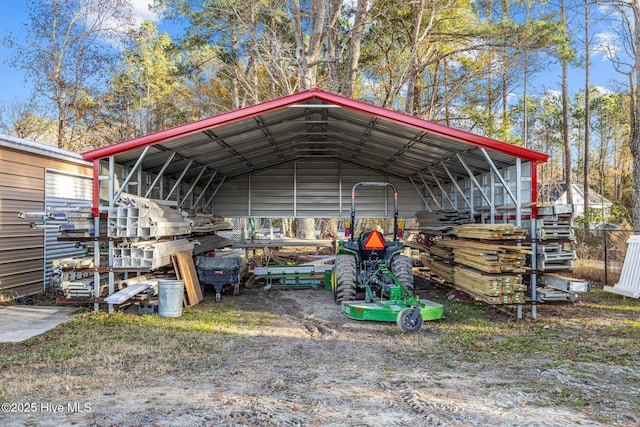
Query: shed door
44 170 93 288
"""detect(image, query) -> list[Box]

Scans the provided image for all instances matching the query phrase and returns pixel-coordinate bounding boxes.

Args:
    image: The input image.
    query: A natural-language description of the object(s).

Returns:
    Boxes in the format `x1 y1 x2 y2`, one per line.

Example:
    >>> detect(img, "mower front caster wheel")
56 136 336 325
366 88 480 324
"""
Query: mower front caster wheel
396 307 424 333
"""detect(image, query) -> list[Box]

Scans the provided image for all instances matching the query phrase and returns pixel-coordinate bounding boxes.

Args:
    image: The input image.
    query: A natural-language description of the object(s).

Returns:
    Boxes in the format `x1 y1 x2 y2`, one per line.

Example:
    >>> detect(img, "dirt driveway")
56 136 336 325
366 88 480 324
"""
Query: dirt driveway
1 282 638 427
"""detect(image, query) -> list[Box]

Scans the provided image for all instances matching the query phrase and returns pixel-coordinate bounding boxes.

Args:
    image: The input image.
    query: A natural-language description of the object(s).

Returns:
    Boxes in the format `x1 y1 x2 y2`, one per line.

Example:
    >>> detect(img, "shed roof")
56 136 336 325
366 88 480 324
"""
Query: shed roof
1 133 89 165
82 88 548 185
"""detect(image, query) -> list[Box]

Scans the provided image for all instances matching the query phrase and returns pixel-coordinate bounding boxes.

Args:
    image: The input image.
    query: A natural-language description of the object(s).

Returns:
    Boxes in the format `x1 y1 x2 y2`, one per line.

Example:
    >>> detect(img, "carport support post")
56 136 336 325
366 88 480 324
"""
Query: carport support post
530 218 537 320
107 156 116 314
92 160 101 312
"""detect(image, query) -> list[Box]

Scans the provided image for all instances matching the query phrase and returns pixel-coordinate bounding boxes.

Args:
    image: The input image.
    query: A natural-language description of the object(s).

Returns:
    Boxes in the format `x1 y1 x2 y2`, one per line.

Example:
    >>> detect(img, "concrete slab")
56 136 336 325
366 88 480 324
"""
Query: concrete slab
0 306 79 343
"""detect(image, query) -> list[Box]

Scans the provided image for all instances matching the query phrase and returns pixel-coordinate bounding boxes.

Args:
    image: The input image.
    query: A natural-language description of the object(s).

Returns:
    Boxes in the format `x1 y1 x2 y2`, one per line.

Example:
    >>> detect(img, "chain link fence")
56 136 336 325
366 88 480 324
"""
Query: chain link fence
572 227 638 286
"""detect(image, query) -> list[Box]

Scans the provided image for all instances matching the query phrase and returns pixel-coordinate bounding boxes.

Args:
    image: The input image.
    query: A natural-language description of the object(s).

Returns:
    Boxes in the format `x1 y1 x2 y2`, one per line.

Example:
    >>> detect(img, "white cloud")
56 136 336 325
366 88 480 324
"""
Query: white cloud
544 89 561 100
592 31 620 61
130 0 159 25
592 86 613 96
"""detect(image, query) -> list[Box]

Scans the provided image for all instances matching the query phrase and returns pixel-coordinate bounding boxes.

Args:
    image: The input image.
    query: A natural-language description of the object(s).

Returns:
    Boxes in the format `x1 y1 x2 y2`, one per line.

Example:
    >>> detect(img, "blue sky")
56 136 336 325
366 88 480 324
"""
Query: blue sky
0 0 629 108
0 0 159 105
0 1 31 103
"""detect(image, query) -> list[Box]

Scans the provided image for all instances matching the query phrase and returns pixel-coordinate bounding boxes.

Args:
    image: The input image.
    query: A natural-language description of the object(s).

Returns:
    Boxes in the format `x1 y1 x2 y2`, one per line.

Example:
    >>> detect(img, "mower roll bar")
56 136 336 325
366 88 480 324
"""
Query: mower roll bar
350 182 399 242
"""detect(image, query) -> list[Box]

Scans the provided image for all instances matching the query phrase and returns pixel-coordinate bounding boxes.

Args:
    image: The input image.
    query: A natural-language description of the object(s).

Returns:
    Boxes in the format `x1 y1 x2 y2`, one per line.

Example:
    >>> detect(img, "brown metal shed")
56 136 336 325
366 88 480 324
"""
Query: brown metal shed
0 135 93 298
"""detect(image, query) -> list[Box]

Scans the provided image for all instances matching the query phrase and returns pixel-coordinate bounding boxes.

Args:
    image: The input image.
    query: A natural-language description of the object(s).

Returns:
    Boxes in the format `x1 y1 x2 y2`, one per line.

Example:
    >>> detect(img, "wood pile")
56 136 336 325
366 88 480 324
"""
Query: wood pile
430 260 455 283
429 245 454 262
454 266 526 304
426 224 530 304
415 210 474 237
435 239 530 274
453 223 525 240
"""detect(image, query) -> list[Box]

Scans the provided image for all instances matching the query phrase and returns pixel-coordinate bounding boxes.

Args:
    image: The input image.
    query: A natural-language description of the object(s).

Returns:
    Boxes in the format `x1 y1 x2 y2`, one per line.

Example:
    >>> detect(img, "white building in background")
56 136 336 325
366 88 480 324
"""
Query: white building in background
540 181 613 219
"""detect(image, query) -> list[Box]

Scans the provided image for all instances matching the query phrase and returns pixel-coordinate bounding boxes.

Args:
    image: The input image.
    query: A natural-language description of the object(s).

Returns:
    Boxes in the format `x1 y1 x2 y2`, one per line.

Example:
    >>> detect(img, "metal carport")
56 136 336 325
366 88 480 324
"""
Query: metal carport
82 88 549 316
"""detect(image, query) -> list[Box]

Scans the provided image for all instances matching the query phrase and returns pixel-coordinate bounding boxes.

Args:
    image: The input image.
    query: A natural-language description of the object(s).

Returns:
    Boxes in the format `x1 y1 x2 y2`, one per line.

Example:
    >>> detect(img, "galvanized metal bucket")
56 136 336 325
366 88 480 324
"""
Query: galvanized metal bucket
157 280 184 317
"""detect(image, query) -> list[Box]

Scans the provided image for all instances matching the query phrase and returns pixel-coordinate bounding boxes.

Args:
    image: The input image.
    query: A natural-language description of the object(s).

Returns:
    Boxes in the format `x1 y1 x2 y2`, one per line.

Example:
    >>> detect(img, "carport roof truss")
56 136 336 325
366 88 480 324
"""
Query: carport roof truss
81 89 550 319
83 87 548 199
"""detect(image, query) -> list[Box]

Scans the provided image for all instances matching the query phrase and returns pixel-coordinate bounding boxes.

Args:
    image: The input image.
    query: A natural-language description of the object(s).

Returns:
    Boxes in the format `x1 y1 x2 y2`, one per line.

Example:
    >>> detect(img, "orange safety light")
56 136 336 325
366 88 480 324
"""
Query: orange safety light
363 230 385 250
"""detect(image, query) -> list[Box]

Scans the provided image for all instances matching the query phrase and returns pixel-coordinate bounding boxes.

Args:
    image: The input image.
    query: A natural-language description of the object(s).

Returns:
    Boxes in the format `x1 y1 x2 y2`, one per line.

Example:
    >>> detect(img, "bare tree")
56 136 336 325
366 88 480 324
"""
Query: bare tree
596 0 640 229
4 0 132 150
290 0 329 89
584 0 592 221
0 100 55 142
341 0 373 97
561 0 574 205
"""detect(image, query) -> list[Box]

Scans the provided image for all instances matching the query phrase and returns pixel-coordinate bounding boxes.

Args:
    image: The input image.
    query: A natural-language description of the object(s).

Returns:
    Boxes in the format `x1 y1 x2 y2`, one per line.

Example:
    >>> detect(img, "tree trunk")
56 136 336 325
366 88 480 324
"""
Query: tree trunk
291 0 325 89
319 218 338 239
583 0 590 223
281 218 294 238
342 0 369 97
326 0 342 93
561 0 573 205
405 0 426 115
632 1 640 230
296 218 317 240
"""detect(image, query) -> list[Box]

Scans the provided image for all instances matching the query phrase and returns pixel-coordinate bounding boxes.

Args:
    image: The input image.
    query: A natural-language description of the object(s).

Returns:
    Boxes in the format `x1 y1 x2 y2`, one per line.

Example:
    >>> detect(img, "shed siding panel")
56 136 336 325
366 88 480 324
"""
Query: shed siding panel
0 143 92 298
0 152 44 297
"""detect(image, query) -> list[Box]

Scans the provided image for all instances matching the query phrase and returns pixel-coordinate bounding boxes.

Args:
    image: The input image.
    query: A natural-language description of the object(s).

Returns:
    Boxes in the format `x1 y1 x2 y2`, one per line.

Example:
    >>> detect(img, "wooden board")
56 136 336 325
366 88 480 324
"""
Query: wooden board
433 239 529 273
453 223 526 240
453 266 526 304
171 252 204 306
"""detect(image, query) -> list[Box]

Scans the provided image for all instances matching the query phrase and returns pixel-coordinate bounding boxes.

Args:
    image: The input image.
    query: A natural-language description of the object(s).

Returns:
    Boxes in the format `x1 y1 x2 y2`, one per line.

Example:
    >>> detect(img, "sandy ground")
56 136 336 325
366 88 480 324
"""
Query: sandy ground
1 285 638 427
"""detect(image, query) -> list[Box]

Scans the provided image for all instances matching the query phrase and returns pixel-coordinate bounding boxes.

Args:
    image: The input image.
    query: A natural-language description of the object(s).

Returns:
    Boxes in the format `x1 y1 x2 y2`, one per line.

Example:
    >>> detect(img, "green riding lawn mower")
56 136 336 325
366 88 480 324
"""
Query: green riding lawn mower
332 182 444 333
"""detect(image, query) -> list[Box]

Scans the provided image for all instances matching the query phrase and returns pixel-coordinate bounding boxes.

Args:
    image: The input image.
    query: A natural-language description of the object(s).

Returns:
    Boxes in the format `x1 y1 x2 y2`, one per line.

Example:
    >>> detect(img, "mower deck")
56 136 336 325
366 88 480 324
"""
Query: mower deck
341 298 444 322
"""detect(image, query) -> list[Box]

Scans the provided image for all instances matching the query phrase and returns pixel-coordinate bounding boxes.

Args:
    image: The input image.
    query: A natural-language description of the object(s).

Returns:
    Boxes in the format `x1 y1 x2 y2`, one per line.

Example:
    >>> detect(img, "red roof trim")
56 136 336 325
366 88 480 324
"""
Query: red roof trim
82 87 549 163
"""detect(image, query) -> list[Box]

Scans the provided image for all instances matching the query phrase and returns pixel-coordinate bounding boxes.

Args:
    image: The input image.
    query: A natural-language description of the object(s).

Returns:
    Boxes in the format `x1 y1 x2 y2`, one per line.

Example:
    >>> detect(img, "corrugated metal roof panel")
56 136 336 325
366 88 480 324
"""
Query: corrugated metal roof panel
82 89 548 189
0 133 87 164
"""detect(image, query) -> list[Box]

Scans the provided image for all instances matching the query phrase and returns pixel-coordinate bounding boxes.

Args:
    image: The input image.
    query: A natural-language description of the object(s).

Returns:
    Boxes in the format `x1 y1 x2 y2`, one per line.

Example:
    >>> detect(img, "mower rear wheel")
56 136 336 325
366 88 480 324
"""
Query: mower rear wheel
335 254 357 302
396 307 423 333
391 254 414 292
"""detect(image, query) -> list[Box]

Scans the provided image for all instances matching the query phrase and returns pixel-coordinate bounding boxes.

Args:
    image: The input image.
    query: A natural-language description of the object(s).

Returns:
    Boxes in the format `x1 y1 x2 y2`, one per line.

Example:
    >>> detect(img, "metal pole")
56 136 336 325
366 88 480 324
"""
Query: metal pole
145 152 176 198
179 166 207 208
107 157 115 314
440 162 471 209
191 171 218 209
604 229 609 286
530 218 537 320
165 160 193 200
418 173 442 210
408 176 431 209
112 146 150 204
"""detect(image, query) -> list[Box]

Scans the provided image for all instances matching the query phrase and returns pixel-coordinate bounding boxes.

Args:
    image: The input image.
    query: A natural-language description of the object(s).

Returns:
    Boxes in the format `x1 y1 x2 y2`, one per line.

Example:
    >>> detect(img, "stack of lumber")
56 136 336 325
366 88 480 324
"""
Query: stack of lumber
429 245 454 262
454 266 526 304
435 239 530 274
421 241 455 283
431 260 455 283
453 223 525 240
415 210 474 237
426 232 531 304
